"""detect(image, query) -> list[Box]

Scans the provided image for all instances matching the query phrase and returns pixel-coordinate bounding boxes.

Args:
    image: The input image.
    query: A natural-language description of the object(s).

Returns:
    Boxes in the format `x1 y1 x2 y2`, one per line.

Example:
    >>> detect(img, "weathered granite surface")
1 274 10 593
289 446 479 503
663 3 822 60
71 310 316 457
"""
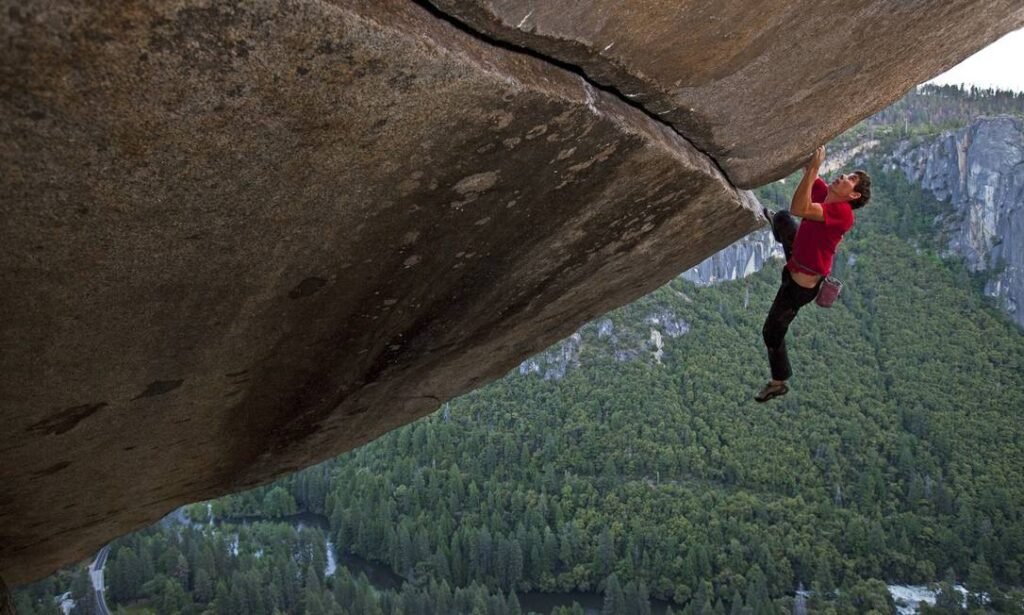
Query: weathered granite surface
1 0 760 584
682 228 779 287
428 0 1024 187
894 117 1024 327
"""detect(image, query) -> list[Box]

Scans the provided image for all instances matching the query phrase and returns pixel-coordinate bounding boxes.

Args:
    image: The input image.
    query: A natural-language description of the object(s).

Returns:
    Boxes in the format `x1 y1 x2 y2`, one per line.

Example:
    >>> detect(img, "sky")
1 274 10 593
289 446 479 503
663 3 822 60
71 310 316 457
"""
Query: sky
925 28 1024 93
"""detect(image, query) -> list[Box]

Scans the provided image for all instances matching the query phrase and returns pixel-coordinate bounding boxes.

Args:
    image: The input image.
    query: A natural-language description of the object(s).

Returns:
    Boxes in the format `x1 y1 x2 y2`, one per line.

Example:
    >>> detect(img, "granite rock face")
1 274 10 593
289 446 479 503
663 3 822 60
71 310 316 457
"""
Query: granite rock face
1 0 759 584
682 228 780 286
894 117 1024 326
516 304 692 380
428 0 1024 187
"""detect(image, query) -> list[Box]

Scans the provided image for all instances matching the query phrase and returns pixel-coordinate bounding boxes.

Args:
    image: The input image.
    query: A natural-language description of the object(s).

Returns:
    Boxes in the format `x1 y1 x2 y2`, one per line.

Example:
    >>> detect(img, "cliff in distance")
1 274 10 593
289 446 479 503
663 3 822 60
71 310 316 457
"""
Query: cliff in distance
894 116 1024 327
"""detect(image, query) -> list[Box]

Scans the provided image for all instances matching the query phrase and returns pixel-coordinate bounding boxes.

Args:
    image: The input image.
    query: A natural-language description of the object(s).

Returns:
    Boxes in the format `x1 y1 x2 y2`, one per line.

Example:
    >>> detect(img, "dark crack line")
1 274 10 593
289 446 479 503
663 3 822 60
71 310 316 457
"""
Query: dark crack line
411 0 734 184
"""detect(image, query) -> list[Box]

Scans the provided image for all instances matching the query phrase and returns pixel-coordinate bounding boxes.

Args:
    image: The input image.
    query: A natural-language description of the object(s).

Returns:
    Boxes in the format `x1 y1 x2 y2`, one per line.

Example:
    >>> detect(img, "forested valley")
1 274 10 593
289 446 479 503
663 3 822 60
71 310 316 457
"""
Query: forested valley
14 85 1024 615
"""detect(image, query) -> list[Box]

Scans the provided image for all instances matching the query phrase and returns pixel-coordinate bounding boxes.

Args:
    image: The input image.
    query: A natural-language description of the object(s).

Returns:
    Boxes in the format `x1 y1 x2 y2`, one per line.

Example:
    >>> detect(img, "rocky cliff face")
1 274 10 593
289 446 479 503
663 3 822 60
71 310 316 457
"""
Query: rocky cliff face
3 0 1022 585
517 306 692 380
682 229 780 286
893 117 1024 326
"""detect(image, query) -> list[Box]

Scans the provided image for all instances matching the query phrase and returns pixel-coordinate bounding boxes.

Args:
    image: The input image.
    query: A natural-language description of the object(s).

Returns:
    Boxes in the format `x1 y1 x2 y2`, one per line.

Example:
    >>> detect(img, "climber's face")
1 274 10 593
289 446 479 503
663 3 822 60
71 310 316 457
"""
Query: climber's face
830 172 862 202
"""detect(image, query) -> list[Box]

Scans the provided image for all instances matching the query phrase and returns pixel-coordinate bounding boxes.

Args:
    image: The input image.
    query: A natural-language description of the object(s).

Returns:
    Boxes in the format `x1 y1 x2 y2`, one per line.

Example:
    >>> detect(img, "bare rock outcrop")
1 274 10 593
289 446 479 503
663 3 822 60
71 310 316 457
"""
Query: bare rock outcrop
2 0 756 584
682 228 779 287
428 0 1024 187
893 116 1024 326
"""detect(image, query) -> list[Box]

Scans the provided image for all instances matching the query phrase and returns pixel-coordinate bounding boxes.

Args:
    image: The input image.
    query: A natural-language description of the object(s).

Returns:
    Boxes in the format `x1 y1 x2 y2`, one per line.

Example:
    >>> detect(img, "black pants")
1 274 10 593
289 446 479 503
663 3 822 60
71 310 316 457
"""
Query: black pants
762 211 821 381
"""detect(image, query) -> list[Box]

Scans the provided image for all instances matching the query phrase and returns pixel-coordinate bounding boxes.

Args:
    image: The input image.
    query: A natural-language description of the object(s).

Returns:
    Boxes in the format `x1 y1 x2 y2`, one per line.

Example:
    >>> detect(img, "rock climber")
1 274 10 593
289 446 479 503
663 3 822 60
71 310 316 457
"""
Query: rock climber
755 146 871 402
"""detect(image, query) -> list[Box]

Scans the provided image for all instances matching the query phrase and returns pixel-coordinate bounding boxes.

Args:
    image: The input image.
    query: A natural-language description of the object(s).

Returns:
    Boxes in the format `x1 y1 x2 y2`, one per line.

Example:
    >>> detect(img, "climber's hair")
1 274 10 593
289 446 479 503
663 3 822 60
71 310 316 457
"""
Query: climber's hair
850 170 871 209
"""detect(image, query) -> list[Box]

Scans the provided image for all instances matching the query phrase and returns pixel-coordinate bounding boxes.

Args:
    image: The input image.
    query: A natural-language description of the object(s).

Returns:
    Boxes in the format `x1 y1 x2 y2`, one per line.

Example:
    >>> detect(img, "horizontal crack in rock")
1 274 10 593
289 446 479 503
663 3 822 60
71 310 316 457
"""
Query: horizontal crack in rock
413 0 736 185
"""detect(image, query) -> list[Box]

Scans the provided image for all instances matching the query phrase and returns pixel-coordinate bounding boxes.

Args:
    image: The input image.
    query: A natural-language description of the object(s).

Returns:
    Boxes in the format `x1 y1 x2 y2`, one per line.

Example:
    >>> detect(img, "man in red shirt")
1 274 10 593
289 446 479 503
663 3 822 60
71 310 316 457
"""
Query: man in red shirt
755 146 871 402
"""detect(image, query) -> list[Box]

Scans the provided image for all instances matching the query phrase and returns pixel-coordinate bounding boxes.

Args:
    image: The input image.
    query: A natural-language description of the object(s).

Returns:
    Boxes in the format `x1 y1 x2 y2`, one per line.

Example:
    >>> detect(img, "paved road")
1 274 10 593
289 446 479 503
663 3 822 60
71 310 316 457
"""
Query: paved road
88 546 111 615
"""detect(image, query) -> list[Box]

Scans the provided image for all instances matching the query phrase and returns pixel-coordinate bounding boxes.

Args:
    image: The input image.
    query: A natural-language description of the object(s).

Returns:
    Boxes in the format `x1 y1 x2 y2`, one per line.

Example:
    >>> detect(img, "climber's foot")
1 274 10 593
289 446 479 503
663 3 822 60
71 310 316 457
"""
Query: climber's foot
754 380 789 403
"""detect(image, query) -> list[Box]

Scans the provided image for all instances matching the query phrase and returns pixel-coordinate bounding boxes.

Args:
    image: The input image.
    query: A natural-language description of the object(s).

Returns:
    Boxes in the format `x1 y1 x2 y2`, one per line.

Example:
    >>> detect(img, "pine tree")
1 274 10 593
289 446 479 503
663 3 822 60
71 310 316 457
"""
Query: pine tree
597 527 615 577
729 590 744 615
635 579 652 615
302 564 326 615
213 580 231 615
507 589 522 615
602 573 627 615
508 539 524 589
69 570 96 615
159 578 189 614
194 568 214 604
175 552 191 590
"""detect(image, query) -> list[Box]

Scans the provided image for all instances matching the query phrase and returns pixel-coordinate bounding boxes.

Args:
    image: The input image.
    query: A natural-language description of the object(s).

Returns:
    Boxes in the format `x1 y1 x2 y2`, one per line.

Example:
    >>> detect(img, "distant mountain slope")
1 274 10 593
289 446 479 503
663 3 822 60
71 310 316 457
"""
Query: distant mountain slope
889 116 1024 326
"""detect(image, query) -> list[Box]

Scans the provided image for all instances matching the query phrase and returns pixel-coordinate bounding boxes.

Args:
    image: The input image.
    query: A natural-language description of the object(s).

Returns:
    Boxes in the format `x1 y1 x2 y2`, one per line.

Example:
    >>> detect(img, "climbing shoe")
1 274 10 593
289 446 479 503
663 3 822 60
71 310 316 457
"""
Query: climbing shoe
754 381 788 403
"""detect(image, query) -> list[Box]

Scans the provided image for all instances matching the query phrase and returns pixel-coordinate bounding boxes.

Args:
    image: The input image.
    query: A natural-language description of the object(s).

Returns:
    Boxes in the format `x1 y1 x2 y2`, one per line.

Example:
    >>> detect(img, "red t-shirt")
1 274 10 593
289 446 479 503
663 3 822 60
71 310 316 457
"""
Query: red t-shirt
786 177 854 276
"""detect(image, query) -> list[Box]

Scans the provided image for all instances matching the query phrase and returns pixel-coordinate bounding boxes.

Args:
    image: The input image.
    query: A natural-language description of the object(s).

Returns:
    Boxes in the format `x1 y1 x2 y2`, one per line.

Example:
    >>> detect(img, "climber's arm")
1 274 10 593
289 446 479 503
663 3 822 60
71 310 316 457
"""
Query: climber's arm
790 146 826 222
